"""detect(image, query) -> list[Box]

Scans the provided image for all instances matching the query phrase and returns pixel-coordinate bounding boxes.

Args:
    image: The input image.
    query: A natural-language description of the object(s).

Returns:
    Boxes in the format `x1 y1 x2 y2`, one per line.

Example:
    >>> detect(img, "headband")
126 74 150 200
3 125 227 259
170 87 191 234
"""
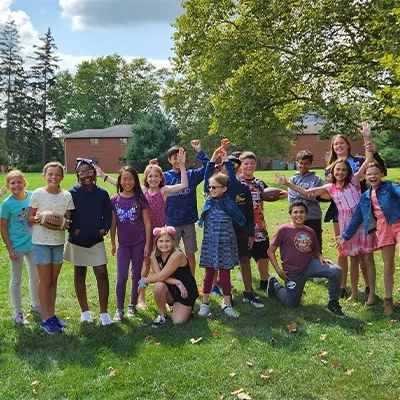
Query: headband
76 158 94 171
153 226 176 236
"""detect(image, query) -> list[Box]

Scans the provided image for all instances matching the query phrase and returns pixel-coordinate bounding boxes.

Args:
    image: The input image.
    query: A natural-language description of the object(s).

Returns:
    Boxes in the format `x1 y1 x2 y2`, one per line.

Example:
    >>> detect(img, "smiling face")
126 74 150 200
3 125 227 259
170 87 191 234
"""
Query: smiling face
6 175 26 198
44 166 63 189
120 170 135 193
289 205 307 227
332 137 350 158
168 154 180 172
240 157 257 178
297 158 312 175
332 162 350 183
156 233 175 254
208 177 227 198
77 164 96 188
146 169 163 189
365 165 383 188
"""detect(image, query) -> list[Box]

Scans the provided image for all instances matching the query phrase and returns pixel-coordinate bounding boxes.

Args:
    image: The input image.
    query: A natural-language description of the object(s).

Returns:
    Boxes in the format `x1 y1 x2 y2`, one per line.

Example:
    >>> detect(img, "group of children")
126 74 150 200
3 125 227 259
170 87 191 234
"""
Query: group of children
1 126 399 332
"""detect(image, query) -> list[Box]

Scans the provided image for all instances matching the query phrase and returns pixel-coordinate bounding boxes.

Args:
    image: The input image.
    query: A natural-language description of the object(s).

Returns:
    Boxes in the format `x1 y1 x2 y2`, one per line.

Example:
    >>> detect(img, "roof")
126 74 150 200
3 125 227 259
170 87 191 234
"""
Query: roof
66 125 133 139
295 114 324 134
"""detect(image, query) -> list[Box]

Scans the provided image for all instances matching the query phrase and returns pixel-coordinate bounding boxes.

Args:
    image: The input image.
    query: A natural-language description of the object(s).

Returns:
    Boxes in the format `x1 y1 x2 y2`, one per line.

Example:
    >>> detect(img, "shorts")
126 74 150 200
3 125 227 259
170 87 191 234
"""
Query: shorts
377 219 400 248
33 244 64 266
173 223 197 254
241 239 269 261
304 219 323 250
237 236 251 258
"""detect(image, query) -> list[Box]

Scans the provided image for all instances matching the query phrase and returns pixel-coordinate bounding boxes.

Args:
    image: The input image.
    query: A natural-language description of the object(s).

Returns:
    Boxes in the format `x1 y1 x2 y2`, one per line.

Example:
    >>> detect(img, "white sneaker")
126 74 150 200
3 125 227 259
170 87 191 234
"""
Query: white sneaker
198 303 210 317
100 313 113 326
14 312 30 325
80 310 93 323
223 306 238 318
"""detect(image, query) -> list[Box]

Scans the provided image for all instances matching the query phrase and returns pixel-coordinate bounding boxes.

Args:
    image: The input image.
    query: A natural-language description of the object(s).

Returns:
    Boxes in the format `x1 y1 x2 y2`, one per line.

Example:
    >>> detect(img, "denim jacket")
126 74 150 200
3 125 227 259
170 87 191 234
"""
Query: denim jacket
342 180 400 241
198 194 246 228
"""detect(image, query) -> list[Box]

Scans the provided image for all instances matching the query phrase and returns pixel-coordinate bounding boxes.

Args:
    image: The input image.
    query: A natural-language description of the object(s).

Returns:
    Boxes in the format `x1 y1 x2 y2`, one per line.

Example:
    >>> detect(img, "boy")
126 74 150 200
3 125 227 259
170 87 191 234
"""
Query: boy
266 200 344 316
164 140 209 275
239 151 287 291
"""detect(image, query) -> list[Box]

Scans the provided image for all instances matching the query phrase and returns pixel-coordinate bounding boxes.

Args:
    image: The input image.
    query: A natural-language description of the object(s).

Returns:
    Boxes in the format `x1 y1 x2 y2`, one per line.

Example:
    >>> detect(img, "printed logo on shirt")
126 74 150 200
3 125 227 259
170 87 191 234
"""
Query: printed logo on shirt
294 231 313 253
235 193 246 205
17 207 32 232
115 204 137 223
168 188 191 197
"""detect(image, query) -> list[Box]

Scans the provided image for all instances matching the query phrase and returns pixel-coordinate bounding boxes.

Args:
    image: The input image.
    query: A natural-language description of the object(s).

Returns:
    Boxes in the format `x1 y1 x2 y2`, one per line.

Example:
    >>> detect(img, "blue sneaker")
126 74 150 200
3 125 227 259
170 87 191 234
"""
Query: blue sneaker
40 318 61 334
211 286 223 297
51 315 68 329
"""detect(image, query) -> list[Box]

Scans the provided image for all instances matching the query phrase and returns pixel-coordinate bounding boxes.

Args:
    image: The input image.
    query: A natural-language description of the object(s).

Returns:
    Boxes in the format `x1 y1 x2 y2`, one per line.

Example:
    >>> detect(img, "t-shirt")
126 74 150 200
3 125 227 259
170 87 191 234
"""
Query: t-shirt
0 191 33 252
29 188 75 245
271 224 320 274
111 193 149 246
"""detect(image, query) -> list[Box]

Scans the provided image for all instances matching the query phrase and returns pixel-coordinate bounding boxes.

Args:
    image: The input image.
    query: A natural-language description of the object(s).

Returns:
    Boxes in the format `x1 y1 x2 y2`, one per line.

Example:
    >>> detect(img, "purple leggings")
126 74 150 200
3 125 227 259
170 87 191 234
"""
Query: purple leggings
203 268 231 296
116 243 145 309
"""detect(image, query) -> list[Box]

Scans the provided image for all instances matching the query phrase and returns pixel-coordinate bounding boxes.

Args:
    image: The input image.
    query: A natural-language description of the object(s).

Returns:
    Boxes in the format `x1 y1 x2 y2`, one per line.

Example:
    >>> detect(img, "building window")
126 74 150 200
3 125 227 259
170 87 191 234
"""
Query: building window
118 157 127 164
90 138 99 145
118 138 128 145
92 158 100 165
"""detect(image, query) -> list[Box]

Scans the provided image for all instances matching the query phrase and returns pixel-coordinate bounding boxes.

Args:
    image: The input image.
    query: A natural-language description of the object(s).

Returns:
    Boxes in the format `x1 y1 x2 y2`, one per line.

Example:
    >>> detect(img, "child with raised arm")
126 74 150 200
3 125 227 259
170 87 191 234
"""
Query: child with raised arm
0 171 40 325
336 163 400 315
28 162 74 334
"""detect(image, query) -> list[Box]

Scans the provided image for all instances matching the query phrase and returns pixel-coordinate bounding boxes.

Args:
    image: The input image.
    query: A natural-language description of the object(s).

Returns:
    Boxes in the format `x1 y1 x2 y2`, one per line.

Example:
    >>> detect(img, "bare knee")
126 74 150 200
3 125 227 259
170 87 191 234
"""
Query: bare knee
153 282 167 296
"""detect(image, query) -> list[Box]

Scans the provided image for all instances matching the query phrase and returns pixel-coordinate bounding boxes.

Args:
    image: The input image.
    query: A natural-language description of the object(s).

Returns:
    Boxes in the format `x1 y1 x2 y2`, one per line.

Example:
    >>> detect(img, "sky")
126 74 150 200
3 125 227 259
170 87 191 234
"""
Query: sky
0 0 183 72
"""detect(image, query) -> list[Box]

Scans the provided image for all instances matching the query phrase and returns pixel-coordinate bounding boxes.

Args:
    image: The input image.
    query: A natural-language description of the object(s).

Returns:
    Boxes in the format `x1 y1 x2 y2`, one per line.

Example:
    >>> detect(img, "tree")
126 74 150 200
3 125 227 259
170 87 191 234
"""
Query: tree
0 128 8 166
126 111 180 172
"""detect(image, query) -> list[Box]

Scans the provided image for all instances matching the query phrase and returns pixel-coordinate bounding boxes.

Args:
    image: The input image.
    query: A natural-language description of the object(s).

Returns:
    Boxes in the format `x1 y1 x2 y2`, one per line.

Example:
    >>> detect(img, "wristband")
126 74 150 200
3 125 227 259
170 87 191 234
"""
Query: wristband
176 281 181 287
104 175 108 182
138 279 148 288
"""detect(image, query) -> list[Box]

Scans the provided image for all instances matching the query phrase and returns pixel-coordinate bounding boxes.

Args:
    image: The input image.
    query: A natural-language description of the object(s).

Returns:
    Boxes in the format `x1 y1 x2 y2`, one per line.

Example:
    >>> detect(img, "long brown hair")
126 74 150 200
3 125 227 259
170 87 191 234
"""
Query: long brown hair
117 166 147 204
327 135 352 165
327 159 354 187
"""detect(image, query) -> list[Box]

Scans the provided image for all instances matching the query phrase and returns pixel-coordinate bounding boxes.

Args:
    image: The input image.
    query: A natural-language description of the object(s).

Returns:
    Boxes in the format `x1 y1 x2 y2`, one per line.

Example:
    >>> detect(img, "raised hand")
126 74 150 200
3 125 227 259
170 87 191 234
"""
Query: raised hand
190 139 201 153
360 122 372 139
221 138 231 151
177 148 186 165
274 172 288 186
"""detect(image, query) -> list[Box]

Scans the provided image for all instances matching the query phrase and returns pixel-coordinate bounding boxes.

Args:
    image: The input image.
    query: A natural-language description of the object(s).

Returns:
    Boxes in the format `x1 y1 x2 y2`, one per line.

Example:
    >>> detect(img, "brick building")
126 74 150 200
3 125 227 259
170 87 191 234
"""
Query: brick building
64 125 132 173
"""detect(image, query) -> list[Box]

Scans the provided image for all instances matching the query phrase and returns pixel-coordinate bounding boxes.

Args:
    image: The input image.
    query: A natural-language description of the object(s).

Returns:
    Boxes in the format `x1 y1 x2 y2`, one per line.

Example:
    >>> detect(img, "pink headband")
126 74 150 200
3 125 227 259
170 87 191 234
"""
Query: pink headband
153 226 176 236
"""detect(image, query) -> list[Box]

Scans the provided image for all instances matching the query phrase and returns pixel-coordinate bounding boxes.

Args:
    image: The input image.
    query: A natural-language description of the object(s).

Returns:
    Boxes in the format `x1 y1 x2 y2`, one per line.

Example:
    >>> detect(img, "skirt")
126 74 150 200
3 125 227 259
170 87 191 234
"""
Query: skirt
64 241 107 267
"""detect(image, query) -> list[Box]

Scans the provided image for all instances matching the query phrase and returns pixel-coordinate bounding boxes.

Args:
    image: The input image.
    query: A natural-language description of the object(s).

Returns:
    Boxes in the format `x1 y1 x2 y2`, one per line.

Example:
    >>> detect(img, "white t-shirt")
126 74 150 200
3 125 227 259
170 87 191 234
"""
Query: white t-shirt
29 188 75 245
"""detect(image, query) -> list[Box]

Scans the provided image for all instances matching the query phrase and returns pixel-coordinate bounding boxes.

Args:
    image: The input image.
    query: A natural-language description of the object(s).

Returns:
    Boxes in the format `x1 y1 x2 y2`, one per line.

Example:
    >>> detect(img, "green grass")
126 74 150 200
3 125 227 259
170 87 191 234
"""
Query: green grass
1 169 400 399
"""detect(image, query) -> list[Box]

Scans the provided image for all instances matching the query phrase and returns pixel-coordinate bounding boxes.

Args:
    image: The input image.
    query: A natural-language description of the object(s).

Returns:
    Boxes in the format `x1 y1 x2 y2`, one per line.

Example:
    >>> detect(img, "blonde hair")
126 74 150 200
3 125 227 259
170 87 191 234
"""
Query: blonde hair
152 228 179 258
143 165 165 188
209 172 229 187
43 162 64 177
6 170 26 185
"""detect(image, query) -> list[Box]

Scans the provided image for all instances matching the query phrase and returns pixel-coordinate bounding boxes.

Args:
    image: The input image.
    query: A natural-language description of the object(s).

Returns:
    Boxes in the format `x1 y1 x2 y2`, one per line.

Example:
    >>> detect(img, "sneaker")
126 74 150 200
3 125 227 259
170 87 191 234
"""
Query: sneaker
211 286 223 297
243 292 264 308
80 310 93 323
14 312 29 325
100 313 113 326
198 303 210 317
52 315 68 329
152 315 168 327
327 300 345 318
30 305 42 315
113 309 124 322
223 306 238 318
267 276 278 298
40 318 61 334
127 305 136 318
340 288 347 298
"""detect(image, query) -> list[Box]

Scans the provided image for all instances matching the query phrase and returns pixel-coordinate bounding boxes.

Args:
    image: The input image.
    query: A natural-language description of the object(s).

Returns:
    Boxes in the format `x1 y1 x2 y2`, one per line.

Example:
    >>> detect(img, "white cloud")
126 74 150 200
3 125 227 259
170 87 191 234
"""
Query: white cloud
59 0 182 30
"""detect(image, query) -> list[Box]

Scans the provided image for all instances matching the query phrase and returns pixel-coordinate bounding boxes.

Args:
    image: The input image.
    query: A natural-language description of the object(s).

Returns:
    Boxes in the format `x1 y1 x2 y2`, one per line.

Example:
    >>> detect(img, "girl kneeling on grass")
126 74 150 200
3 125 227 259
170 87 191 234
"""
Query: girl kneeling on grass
139 226 198 327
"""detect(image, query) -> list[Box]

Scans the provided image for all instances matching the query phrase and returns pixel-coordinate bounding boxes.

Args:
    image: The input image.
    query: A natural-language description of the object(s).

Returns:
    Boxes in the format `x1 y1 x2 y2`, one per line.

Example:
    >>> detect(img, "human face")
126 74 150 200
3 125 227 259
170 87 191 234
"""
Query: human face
157 234 174 254
333 138 350 158
241 158 257 178
365 166 383 189
168 154 180 171
290 206 307 227
333 162 350 183
6 176 26 198
120 170 135 193
44 167 63 189
77 164 96 187
146 170 162 189
297 159 312 175
208 178 227 198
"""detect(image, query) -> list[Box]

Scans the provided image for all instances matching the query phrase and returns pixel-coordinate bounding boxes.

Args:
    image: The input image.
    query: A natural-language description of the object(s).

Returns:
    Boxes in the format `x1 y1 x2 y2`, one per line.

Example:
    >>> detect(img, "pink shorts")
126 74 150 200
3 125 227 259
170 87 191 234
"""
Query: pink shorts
377 219 400 248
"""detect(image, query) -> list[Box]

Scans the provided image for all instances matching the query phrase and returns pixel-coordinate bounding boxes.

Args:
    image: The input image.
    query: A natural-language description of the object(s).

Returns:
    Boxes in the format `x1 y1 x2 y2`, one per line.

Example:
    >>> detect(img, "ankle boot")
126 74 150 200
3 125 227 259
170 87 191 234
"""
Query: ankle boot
383 297 394 316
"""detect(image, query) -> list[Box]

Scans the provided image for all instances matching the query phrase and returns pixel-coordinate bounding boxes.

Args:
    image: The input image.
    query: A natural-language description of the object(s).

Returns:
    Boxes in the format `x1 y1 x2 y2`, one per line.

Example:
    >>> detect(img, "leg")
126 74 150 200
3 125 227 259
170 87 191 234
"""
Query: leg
48 263 62 317
25 251 40 308
240 256 253 293
202 268 216 304
153 282 174 316
348 255 360 300
334 222 348 292
381 245 396 299
74 266 89 312
93 264 109 314
37 264 53 320
138 256 150 309
257 258 269 281
273 273 306 308
218 269 232 307
129 243 145 307
181 224 197 276
10 255 24 315
116 246 131 310
171 302 193 324
360 252 376 305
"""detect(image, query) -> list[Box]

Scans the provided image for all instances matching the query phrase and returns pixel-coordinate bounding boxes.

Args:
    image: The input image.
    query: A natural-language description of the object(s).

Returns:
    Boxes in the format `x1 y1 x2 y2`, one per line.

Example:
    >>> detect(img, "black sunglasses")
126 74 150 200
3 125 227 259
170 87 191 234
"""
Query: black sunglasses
208 185 224 190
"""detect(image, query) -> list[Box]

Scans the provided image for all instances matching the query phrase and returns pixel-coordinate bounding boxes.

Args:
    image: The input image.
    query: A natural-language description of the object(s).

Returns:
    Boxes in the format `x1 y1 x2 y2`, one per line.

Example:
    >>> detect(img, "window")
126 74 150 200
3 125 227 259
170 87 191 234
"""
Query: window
118 138 128 145
90 138 99 145
92 158 100 165
118 157 127 165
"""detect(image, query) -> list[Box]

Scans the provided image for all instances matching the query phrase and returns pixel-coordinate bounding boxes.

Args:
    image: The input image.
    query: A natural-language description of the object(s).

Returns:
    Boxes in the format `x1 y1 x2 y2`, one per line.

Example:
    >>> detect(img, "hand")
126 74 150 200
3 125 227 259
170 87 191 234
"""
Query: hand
111 244 116 256
248 236 255 249
0 187 6 198
149 158 159 165
190 139 201 153
99 229 106 236
138 278 148 288
94 165 105 178
211 147 223 163
279 190 288 200
335 236 345 247
8 249 18 260
34 212 41 224
63 219 71 230
360 122 372 138
143 244 151 257
74 228 80 236
319 255 333 265
177 148 186 165
177 282 188 298
221 138 230 151
277 268 289 281
274 173 288 186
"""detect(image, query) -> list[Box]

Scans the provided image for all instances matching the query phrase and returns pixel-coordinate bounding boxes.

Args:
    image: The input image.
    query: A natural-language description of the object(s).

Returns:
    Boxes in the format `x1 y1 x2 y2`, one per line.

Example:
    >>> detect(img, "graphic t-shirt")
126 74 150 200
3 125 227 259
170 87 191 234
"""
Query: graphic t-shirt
0 191 33 252
271 224 320 274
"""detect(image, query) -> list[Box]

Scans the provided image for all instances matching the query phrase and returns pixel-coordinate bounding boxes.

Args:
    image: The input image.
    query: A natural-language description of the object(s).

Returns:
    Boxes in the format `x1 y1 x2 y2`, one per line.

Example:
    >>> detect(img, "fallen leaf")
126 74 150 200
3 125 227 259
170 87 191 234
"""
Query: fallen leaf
211 331 219 338
31 381 39 387
389 319 398 324
332 361 341 368
317 350 328 357
155 342 161 346
270 337 277 344
287 321 297 332
219 393 225 399
108 367 116 377
320 359 328 364
345 368 354 375
268 369 277 375
246 361 254 367
32 389 37 395
260 374 270 381
237 393 252 400
123 361 131 366
189 337 203 344
229 372 236 377
231 388 244 395
367 322 373 326
367 352 373 357
320 334 328 341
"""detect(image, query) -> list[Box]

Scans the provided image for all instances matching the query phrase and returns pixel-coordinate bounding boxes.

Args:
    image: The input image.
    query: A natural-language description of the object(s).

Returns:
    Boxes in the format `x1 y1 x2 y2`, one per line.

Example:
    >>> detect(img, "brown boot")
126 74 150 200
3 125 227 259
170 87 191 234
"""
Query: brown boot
383 297 394 316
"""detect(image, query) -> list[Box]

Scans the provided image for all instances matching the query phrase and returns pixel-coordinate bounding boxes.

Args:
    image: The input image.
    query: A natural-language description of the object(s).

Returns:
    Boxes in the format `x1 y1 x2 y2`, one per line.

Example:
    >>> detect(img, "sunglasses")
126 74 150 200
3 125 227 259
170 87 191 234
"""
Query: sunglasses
208 185 224 190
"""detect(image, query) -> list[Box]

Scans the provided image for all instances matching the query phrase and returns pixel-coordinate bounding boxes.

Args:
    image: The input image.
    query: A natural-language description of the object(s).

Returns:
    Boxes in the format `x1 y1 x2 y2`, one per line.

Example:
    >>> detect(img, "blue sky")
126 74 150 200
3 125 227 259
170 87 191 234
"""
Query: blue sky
0 0 183 71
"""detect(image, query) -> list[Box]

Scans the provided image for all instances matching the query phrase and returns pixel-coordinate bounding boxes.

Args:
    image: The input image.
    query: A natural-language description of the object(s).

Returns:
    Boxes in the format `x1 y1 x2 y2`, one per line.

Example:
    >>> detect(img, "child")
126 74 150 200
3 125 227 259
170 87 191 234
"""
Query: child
0 171 40 324
266 200 344 316
64 158 113 325
198 172 246 318
336 163 400 315
239 151 287 291
28 162 74 334
164 140 210 275
275 144 378 305
139 226 198 326
110 166 152 321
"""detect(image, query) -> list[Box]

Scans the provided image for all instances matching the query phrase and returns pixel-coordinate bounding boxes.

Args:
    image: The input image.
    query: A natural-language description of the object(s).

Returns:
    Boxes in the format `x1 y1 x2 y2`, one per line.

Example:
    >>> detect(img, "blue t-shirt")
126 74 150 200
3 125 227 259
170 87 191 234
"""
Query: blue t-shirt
0 191 33 252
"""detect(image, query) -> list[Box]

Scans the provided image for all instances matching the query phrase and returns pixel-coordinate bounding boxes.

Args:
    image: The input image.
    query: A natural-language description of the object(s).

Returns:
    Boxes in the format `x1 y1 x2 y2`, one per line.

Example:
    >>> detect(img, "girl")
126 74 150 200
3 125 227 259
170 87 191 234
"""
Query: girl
275 145 378 304
139 226 198 326
336 163 400 315
0 171 40 324
198 172 246 318
64 158 113 325
324 124 386 297
110 166 152 321
28 162 74 334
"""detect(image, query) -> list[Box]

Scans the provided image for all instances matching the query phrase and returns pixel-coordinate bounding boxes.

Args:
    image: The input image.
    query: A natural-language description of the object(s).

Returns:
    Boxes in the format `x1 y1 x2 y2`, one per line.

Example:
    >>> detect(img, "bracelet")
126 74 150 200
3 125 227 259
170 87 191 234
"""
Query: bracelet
103 175 108 182
176 281 181 287
138 279 148 288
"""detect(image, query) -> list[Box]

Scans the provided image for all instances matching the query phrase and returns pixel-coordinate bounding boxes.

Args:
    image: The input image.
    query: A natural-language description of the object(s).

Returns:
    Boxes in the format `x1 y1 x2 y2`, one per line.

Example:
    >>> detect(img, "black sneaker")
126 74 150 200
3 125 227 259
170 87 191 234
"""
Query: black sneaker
266 276 278 298
327 300 345 318
340 288 347 298
243 292 264 308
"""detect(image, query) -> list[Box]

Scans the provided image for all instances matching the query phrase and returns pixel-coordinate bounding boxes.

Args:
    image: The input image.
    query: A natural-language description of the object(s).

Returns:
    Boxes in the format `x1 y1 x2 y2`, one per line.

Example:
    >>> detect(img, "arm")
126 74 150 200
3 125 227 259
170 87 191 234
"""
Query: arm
27 206 40 225
142 208 152 257
110 211 117 256
144 252 183 283
190 140 210 185
275 173 328 197
390 182 400 197
338 201 364 242
267 244 289 281
100 193 112 235
163 148 189 196
0 218 18 260
95 165 118 187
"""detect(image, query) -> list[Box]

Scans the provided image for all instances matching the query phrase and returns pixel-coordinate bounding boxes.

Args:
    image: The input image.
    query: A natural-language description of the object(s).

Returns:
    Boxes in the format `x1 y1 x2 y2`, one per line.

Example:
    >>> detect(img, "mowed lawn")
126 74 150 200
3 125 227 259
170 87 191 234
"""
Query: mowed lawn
0 169 400 400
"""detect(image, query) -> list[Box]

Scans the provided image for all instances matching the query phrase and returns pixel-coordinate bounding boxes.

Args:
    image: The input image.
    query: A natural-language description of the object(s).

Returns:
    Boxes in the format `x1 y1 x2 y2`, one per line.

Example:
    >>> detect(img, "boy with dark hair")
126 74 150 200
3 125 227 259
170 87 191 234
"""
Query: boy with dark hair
164 140 209 275
267 200 344 316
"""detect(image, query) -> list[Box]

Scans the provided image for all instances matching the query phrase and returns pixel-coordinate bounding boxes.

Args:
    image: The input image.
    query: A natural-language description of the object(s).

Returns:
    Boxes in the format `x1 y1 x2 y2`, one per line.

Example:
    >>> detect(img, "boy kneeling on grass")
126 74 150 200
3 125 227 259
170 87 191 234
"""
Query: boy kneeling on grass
266 200 345 317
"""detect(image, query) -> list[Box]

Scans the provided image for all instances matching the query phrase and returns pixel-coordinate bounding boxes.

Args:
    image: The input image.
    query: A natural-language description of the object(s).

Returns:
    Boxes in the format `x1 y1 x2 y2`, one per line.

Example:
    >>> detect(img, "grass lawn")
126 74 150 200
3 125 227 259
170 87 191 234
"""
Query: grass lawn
0 168 400 399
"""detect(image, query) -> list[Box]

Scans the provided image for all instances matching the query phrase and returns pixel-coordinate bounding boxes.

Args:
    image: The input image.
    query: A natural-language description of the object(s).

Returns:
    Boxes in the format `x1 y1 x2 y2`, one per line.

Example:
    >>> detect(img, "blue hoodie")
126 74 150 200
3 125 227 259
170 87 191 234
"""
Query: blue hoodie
164 150 209 226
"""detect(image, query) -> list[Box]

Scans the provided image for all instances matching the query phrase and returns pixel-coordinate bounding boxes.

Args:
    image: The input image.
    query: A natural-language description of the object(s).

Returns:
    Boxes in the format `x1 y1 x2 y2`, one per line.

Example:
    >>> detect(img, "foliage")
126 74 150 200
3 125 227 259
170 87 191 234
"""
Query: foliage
0 128 8 165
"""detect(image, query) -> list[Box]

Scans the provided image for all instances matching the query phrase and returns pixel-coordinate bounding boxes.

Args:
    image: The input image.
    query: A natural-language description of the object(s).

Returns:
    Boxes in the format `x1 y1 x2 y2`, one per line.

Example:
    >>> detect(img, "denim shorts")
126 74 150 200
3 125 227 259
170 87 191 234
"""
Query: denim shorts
33 244 64 265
